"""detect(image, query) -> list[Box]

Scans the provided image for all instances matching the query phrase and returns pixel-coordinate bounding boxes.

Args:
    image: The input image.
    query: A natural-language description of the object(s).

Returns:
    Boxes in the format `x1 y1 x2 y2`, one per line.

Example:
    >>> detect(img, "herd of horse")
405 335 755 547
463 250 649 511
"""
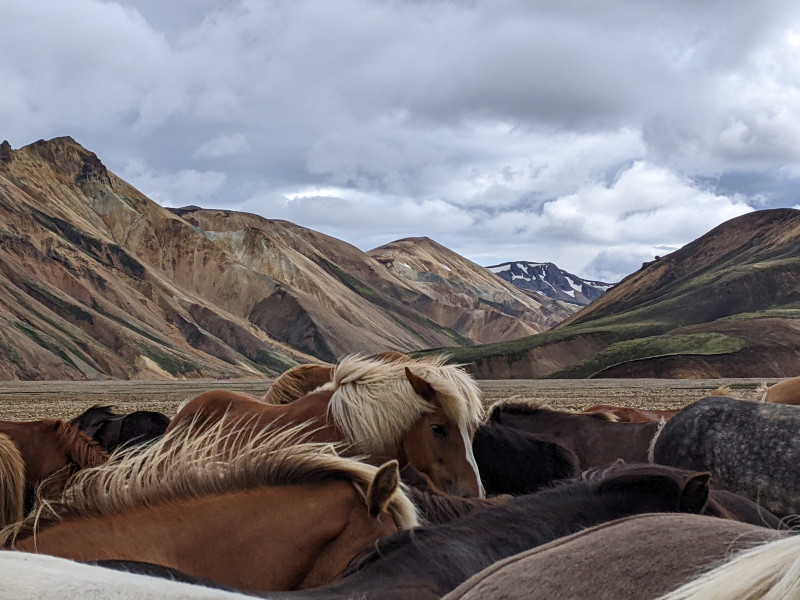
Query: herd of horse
0 353 798 599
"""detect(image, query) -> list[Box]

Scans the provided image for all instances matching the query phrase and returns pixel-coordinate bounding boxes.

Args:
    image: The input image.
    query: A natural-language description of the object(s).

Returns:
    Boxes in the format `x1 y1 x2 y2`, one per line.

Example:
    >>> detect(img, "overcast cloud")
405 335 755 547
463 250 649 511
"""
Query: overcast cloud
2 0 800 282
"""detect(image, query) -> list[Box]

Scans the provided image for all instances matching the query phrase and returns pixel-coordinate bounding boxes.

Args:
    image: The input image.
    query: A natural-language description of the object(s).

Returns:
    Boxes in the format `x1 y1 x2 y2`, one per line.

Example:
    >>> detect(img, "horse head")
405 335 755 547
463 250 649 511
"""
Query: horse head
399 367 484 498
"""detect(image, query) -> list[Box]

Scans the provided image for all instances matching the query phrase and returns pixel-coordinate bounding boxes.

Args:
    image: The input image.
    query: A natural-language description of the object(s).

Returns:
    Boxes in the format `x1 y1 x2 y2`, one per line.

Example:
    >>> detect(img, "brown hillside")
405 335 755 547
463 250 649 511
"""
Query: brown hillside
0 137 570 380
369 237 576 344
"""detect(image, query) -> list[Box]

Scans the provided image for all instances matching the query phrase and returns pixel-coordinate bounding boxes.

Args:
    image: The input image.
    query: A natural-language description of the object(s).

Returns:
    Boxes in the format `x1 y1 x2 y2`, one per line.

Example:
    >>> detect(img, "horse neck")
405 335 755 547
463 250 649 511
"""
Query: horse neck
48 420 109 469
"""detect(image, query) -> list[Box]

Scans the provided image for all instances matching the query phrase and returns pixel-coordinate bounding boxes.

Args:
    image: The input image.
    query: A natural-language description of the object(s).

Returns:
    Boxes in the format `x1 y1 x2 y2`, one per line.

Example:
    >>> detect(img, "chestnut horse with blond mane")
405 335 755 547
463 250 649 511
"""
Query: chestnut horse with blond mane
262 352 412 405
0 419 108 514
170 353 486 497
2 419 418 592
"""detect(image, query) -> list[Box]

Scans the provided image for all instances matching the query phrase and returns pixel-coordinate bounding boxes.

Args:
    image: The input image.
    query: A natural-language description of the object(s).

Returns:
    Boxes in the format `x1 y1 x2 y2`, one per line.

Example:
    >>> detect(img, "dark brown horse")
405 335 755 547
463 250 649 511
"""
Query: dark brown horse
170 354 486 497
0 433 25 526
488 401 659 469
579 404 680 423
2 419 419 592
0 419 108 512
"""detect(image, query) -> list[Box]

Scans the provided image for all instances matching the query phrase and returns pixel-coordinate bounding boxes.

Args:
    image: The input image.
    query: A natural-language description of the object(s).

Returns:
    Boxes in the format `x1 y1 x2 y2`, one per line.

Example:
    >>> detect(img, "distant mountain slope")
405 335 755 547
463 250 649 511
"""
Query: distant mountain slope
425 209 800 379
368 238 577 344
0 137 575 380
486 261 612 306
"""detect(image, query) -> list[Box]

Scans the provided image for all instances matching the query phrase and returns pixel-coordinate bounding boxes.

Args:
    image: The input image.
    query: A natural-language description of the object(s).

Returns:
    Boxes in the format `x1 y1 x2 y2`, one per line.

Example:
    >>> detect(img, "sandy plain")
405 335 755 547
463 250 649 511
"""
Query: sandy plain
0 377 778 421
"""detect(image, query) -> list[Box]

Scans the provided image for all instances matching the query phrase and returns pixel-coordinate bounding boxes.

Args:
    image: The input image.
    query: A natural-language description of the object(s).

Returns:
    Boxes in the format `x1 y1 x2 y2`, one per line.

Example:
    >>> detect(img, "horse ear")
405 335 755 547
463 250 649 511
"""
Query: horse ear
678 472 711 514
367 460 400 518
404 368 437 402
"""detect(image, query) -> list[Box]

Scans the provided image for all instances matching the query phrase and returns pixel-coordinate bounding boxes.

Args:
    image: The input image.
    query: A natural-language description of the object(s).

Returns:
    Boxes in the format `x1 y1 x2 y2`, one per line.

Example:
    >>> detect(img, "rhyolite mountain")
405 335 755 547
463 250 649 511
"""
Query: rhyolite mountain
430 208 800 379
486 261 613 306
0 136 575 380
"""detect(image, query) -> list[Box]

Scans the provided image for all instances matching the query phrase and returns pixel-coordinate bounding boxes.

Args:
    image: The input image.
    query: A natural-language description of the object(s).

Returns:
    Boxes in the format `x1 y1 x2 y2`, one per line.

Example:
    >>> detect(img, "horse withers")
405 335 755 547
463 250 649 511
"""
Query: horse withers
170 354 486 498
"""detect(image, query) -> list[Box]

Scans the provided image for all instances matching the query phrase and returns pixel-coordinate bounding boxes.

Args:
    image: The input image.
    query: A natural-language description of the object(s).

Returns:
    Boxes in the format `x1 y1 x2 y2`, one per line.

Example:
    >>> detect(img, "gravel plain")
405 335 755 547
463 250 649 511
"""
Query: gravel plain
0 377 777 421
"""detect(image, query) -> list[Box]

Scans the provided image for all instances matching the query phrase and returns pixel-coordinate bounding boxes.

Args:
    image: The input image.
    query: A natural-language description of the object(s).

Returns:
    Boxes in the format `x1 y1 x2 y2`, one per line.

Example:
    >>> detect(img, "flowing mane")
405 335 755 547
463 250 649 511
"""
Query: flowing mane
326 354 484 455
49 420 109 469
0 433 24 526
0 416 419 547
263 363 334 405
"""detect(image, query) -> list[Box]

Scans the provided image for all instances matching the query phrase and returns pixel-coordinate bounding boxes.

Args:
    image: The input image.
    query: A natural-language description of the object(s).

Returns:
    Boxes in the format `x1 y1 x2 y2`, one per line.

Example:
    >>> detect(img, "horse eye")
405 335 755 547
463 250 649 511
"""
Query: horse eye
431 424 448 439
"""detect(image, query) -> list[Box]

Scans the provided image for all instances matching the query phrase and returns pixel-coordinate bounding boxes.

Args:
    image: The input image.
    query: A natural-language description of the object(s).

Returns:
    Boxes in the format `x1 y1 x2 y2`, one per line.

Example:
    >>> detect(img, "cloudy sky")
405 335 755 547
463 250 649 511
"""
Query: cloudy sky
3 0 800 282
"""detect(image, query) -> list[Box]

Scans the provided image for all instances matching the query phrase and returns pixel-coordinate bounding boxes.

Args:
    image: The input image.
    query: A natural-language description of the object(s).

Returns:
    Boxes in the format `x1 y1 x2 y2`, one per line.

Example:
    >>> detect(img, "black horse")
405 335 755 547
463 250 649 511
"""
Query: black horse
70 405 170 452
652 395 800 517
472 422 579 495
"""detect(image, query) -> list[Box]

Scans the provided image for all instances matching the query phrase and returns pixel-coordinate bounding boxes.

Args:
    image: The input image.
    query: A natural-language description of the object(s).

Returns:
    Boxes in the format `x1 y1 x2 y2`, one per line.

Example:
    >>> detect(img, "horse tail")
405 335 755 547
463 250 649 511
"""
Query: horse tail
755 382 770 402
586 410 620 422
710 385 733 397
50 420 109 469
648 417 668 463
0 433 25 527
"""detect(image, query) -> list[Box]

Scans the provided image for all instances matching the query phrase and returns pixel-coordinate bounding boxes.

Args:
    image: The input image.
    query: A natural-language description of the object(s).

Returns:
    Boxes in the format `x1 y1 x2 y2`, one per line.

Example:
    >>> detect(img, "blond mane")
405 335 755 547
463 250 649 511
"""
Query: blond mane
0 433 24 527
658 532 800 600
263 363 333 405
0 416 418 547
326 354 484 455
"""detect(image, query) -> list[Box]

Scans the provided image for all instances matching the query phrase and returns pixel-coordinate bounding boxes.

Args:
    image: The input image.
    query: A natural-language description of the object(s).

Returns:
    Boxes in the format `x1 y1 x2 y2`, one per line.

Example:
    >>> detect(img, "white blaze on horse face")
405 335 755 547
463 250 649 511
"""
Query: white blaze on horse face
460 424 485 499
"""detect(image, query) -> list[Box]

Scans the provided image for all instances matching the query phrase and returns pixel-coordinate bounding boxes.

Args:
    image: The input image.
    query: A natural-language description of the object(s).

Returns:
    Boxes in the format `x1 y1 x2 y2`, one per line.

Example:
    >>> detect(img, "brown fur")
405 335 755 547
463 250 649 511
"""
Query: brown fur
0 419 108 510
759 376 800 405
442 514 785 600
2 418 418 591
263 364 334 405
580 404 680 423
0 433 25 527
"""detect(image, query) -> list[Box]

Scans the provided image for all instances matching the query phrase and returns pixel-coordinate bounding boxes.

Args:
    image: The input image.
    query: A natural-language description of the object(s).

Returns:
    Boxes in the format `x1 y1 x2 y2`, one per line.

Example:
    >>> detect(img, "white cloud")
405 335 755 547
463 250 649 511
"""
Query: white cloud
194 133 251 158
120 159 226 207
2 0 799 284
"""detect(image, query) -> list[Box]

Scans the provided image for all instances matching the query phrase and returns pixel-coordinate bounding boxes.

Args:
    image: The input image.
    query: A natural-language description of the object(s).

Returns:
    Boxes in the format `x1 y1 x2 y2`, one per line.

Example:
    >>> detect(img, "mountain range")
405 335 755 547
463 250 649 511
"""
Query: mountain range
487 262 613 306
0 136 578 380
433 208 800 379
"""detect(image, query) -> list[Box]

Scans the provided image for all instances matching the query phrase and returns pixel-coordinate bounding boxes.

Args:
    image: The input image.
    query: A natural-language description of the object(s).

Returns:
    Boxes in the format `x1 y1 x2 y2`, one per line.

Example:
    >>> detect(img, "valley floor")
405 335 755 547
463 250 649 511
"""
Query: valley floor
0 377 777 421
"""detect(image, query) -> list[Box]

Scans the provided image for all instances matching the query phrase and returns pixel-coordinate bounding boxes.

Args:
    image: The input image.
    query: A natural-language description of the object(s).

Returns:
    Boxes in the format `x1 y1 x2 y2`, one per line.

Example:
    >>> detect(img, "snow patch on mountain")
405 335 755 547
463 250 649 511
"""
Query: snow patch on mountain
486 262 614 306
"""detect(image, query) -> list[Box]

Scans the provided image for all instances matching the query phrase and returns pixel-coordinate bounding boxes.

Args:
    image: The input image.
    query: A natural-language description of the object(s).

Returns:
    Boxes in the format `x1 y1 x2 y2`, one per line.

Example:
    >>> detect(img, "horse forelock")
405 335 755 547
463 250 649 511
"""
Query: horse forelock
48 420 109 469
327 354 484 455
0 415 418 547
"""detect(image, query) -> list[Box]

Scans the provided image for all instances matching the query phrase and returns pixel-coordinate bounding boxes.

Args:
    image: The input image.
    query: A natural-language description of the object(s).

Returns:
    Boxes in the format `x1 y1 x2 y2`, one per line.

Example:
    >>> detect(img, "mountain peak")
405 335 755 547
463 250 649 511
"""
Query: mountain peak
487 261 613 306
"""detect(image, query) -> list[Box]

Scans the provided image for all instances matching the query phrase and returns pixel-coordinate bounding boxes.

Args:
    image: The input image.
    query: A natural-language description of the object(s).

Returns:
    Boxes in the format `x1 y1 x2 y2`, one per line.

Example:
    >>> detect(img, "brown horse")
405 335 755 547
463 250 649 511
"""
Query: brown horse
579 404 680 423
2 418 419 592
758 376 800 405
488 401 660 469
170 353 486 497
0 433 25 526
262 352 412 405
0 419 108 512
441 513 785 600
